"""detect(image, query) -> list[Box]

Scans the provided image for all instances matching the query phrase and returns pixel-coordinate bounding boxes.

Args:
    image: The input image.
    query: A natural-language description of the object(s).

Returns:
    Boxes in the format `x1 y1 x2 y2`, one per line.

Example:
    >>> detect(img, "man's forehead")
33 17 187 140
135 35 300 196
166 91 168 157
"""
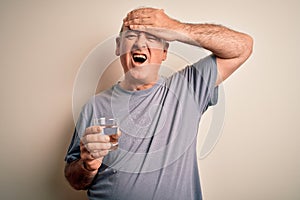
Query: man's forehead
123 30 144 35
121 28 143 35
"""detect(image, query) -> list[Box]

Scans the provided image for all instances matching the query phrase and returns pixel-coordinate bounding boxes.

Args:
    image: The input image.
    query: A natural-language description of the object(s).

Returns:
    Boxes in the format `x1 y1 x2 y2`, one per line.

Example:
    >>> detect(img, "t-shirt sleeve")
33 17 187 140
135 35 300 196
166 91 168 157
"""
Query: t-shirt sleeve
64 103 92 163
178 54 219 113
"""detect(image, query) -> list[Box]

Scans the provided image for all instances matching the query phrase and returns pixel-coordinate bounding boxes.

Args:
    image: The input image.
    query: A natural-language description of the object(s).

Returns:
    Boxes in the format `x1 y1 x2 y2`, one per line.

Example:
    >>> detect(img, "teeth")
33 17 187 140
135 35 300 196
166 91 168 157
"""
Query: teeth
133 54 147 63
133 54 146 59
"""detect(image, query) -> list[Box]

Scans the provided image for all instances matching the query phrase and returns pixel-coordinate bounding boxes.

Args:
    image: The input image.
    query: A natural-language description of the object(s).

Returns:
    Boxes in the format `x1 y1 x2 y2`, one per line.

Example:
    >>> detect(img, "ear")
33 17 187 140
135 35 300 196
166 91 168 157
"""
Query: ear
162 42 169 61
115 37 121 56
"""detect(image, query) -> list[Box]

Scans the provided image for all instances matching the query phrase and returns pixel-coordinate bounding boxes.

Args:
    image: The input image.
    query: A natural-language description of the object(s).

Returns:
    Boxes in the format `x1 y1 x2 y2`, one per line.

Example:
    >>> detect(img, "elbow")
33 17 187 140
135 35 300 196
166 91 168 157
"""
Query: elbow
243 34 254 59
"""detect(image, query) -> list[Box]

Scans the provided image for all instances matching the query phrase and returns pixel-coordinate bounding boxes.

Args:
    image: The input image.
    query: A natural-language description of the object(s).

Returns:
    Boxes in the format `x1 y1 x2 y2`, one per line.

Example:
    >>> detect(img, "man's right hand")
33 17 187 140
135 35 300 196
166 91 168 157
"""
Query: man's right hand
80 126 112 171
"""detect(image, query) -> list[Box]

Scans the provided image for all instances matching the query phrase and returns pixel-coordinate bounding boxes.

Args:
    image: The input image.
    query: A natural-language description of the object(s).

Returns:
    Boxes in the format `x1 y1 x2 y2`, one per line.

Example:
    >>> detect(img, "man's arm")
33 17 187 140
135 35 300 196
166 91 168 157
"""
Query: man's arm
177 23 253 85
124 8 253 85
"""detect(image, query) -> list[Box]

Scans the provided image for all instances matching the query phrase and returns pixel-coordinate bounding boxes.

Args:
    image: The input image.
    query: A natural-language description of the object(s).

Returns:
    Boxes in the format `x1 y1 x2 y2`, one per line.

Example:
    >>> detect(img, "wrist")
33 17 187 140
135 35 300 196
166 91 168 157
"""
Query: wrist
171 20 189 41
81 160 98 173
175 23 201 46
170 20 190 42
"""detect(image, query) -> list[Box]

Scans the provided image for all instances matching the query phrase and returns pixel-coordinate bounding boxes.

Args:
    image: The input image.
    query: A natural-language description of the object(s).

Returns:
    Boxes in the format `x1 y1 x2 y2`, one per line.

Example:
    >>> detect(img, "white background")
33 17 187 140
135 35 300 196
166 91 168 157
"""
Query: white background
0 0 299 199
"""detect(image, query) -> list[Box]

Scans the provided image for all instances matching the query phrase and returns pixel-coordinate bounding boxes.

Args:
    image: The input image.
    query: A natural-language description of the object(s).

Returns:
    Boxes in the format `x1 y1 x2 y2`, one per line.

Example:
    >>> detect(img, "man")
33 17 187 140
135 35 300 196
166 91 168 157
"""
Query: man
65 7 253 200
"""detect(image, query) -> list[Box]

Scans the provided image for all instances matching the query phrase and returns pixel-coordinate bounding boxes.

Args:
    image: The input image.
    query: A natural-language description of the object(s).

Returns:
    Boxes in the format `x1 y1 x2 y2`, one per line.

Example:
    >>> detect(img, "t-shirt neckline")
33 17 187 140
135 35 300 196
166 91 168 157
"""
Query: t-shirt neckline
114 77 165 96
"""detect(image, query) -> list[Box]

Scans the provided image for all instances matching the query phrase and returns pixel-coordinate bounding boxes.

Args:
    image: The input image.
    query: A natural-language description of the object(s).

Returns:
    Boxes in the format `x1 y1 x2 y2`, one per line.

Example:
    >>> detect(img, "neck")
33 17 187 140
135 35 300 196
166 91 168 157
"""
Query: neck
119 77 159 91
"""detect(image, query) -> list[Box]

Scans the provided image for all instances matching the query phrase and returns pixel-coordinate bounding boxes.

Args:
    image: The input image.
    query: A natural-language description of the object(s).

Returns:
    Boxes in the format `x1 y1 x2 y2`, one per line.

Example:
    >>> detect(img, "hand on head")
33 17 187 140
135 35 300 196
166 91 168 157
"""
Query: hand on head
122 7 183 42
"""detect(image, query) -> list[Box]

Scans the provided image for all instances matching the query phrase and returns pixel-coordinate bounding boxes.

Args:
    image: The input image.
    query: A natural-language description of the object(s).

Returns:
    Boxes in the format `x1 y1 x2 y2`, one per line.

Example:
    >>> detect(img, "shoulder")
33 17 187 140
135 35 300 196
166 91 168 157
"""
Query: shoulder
192 54 217 69
82 87 114 112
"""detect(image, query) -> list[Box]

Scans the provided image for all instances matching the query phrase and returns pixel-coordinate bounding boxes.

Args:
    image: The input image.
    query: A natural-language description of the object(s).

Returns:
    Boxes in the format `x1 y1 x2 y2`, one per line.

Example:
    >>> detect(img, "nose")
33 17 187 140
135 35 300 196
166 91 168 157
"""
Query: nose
134 33 147 49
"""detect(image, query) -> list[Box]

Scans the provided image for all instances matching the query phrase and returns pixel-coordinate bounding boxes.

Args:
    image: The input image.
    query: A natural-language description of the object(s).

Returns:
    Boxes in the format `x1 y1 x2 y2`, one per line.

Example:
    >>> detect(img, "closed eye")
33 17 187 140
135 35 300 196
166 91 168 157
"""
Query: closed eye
126 34 138 40
146 35 159 42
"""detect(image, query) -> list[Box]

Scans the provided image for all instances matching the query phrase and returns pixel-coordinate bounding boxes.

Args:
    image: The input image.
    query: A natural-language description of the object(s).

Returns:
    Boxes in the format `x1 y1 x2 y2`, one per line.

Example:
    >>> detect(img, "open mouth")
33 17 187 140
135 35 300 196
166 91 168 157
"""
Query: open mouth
132 53 147 64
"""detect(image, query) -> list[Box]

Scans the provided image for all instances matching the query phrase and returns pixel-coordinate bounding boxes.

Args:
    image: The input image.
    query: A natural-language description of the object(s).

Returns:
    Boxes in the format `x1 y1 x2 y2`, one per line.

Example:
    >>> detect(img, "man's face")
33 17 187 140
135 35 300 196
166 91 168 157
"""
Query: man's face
115 28 168 83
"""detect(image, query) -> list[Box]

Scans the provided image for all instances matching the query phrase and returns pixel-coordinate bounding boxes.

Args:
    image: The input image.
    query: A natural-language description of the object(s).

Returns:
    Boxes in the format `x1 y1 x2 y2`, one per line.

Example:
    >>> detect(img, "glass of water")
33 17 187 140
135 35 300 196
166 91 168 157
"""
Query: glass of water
94 117 119 151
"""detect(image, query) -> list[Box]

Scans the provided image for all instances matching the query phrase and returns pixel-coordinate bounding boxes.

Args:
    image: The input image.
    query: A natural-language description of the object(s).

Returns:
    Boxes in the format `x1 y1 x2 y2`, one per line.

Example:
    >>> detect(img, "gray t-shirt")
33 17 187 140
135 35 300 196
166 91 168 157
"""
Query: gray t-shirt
65 55 218 200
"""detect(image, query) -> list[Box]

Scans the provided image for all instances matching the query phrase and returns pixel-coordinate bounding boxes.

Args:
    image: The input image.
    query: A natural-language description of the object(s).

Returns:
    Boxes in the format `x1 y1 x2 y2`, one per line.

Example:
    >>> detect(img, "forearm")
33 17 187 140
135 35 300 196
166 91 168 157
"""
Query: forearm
64 159 98 190
175 23 253 59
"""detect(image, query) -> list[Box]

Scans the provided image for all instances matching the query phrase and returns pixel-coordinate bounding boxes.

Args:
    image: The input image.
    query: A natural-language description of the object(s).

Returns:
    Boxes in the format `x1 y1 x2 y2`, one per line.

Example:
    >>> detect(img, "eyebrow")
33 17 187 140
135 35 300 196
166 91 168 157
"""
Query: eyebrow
124 30 158 38
122 30 166 43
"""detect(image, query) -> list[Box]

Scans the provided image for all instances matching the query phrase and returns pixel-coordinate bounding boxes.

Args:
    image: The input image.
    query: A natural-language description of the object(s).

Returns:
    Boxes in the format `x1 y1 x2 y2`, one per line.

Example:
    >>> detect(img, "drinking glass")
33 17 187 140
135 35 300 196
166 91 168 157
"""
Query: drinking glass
94 117 119 151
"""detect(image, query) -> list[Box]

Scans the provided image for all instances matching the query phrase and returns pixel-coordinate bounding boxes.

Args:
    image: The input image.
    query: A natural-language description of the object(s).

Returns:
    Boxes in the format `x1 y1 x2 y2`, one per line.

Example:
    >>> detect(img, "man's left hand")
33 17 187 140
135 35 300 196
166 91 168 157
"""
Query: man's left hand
123 8 184 42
